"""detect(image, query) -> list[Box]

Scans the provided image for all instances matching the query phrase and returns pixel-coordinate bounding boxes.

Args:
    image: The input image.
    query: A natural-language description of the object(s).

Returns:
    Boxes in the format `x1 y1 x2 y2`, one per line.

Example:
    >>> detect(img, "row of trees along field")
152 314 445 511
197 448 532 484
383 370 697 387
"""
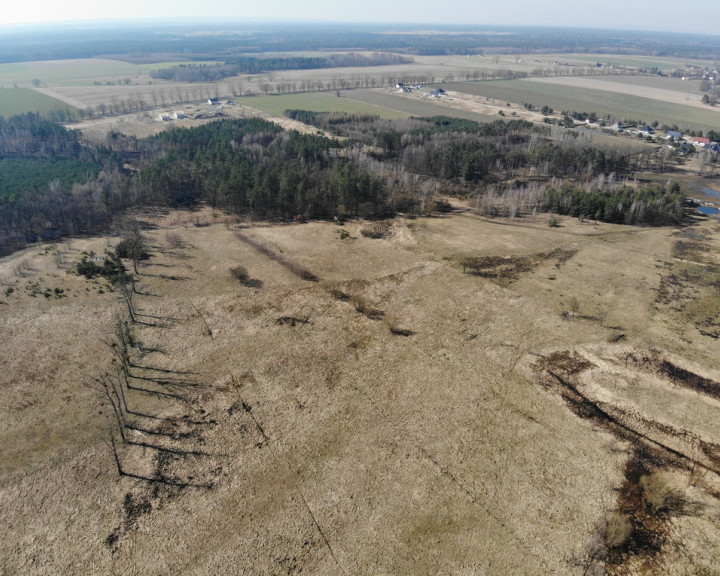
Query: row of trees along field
0 112 690 256
149 53 413 83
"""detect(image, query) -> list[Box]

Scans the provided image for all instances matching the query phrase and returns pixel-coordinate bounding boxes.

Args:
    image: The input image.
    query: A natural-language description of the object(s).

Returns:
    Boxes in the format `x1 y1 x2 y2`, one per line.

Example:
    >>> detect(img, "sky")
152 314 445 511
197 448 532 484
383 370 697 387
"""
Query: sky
2 0 720 36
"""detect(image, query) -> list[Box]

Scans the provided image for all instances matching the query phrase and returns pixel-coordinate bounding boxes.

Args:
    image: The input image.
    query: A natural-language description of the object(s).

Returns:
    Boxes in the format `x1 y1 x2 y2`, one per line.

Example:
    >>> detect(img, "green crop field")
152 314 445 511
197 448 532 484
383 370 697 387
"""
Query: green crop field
342 90 499 123
444 80 720 130
241 92 410 119
0 88 78 117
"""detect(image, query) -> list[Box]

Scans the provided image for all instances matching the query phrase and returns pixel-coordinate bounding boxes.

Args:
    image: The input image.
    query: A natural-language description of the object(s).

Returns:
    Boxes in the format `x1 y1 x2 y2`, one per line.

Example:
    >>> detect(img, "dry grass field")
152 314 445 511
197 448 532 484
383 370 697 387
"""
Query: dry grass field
2 204 720 575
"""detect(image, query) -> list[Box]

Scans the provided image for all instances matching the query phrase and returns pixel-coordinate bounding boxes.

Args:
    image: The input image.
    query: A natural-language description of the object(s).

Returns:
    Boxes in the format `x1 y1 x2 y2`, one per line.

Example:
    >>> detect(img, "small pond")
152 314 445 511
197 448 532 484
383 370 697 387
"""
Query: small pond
697 205 719 215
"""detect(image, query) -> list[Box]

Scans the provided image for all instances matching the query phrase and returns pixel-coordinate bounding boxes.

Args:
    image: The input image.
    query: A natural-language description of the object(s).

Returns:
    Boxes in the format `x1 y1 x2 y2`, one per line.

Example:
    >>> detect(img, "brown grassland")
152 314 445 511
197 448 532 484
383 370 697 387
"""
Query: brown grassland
3 52 720 575
2 201 720 574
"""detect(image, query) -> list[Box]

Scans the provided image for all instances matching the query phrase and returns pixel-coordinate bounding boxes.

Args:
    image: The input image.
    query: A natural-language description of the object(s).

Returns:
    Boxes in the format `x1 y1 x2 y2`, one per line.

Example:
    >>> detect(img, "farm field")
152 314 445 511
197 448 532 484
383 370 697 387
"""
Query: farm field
538 53 717 71
411 53 714 77
444 79 720 130
558 73 708 94
342 88 500 122
0 58 212 88
3 51 717 131
525 76 718 111
2 207 720 574
241 92 409 119
0 87 77 117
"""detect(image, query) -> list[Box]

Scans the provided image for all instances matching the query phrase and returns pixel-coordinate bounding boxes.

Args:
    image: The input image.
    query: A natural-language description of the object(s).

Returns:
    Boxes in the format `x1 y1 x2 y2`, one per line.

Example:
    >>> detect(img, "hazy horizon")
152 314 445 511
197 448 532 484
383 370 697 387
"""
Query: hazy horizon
2 0 720 36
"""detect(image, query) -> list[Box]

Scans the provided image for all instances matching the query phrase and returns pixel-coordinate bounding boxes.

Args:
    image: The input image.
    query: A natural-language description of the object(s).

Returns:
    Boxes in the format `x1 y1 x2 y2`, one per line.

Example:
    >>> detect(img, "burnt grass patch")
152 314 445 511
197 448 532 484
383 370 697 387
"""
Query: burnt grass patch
654 257 720 337
276 315 310 327
601 456 676 571
660 231 720 339
625 352 720 402
659 359 720 400
536 350 717 571
461 248 577 284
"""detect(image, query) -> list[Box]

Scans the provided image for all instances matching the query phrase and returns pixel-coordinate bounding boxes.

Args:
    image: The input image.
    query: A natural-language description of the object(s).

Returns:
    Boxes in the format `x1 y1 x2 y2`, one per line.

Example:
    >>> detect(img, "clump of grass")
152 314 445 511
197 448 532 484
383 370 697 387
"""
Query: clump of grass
640 472 683 514
386 316 414 336
350 295 384 320
324 281 350 301
461 254 535 283
230 265 262 288
605 512 633 549
546 247 578 267
276 316 310 327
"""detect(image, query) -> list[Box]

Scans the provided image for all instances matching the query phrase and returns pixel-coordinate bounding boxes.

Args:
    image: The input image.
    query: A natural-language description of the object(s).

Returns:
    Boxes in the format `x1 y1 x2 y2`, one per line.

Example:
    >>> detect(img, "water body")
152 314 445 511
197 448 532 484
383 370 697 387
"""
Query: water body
700 186 720 199
697 205 719 215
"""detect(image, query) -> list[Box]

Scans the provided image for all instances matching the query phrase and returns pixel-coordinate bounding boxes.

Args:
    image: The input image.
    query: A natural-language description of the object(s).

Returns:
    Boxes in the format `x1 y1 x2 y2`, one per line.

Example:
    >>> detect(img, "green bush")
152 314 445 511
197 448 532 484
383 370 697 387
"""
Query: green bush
74 253 126 283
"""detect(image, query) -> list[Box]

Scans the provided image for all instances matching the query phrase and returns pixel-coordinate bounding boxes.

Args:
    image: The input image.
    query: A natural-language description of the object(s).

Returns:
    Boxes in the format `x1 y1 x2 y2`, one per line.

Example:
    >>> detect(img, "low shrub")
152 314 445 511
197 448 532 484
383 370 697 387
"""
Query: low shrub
230 265 250 285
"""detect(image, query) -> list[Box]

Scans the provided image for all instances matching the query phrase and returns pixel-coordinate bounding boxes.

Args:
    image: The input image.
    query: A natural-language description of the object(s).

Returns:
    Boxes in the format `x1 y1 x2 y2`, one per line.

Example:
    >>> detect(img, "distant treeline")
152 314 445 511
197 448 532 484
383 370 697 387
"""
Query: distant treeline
3 24 720 64
149 53 413 83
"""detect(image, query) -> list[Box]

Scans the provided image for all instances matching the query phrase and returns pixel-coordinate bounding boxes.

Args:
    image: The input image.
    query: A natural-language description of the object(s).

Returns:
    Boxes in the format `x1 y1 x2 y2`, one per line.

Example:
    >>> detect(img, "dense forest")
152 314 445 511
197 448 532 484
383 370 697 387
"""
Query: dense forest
543 183 685 224
150 53 413 83
0 114 123 254
0 111 690 257
132 118 388 218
